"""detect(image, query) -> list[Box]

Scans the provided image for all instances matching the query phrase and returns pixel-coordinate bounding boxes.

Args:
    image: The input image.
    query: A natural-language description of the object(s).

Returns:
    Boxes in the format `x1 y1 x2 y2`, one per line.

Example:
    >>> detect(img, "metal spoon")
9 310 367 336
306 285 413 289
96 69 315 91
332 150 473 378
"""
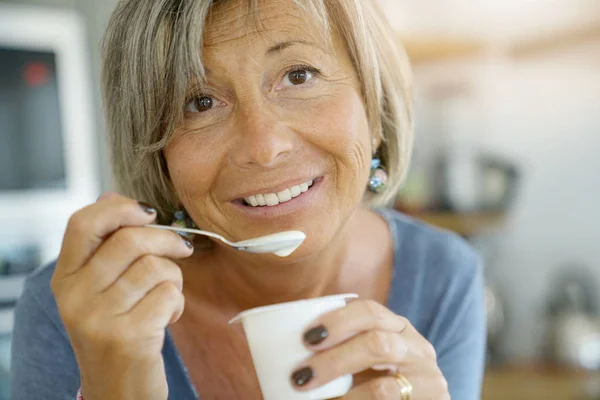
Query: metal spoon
144 224 306 257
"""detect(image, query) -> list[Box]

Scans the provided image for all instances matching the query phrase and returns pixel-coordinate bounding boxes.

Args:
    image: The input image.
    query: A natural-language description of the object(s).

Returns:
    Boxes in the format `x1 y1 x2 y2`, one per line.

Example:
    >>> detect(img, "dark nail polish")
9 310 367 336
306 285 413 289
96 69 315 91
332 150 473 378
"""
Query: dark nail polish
291 367 313 386
138 201 156 215
181 237 194 249
304 325 328 346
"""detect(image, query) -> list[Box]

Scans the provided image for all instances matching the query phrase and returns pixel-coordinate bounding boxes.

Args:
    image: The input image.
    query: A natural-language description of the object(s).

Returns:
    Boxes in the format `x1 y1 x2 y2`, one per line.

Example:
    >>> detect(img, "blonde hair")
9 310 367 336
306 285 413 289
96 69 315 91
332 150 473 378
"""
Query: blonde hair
102 0 413 224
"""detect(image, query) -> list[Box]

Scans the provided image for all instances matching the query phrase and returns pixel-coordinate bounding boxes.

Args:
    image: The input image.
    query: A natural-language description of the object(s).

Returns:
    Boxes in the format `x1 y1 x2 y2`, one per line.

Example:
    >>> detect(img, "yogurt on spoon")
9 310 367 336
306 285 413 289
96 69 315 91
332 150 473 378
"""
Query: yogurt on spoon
145 224 306 257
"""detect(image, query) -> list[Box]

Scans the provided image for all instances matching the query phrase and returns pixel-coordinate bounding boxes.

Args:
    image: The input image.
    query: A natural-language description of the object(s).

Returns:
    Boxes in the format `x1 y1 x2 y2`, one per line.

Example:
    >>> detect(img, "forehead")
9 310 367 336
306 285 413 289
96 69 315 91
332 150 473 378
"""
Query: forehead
204 0 329 51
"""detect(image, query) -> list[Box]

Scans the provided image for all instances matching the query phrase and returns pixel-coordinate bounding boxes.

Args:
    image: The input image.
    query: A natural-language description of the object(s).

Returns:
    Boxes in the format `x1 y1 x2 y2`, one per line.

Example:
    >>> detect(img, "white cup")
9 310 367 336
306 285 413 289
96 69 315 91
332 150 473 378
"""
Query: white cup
229 293 359 400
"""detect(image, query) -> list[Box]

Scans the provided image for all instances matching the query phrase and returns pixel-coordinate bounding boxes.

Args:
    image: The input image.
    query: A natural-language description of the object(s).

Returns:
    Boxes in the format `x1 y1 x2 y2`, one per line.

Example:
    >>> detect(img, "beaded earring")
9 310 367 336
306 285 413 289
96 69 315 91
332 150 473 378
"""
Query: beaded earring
170 210 196 239
368 157 388 193
368 137 387 193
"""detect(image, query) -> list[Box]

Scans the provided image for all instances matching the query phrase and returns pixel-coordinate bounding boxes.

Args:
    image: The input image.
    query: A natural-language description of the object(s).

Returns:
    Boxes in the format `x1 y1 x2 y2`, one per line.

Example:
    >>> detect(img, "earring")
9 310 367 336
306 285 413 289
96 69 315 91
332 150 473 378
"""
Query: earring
368 157 388 193
171 210 196 239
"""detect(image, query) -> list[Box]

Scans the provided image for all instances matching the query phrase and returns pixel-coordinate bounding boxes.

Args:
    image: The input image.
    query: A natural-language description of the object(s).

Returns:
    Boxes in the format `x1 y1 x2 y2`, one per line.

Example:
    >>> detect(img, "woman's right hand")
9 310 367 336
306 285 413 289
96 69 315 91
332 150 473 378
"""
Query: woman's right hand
50 192 194 400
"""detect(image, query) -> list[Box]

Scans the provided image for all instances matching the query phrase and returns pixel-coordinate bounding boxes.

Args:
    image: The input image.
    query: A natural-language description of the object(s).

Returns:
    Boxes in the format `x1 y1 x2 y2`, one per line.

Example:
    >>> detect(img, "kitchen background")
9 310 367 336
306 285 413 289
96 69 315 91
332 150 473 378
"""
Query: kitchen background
0 0 599 398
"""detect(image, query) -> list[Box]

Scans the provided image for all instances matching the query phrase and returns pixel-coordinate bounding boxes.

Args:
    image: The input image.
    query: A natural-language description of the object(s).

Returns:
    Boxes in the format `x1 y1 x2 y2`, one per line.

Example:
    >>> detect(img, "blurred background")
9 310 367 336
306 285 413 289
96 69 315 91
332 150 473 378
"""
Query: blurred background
0 0 599 398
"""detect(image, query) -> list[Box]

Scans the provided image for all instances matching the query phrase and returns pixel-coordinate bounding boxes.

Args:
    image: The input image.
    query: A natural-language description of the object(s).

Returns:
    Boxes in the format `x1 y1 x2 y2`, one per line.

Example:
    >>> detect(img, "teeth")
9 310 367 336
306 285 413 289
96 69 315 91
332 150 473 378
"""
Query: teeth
290 185 301 197
265 193 279 206
243 179 314 207
277 188 292 202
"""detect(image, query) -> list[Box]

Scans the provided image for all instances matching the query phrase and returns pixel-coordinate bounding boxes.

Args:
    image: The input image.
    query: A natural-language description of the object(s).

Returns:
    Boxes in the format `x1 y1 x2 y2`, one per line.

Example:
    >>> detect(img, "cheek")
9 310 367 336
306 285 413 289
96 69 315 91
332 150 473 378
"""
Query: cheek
164 134 224 202
303 89 368 151
292 88 371 175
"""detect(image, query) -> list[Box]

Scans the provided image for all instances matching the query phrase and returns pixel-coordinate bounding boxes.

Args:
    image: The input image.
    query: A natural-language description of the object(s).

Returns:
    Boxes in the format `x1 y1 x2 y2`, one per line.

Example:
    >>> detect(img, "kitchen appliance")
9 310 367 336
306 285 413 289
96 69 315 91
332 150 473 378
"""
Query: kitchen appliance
0 4 99 260
485 285 506 363
435 152 520 213
545 266 600 370
0 5 100 396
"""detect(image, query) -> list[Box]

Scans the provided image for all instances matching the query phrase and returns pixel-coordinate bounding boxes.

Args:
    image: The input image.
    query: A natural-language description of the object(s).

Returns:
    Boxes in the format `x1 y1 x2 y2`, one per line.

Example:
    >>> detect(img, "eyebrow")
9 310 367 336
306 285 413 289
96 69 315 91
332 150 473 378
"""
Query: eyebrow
265 39 319 56
202 39 324 77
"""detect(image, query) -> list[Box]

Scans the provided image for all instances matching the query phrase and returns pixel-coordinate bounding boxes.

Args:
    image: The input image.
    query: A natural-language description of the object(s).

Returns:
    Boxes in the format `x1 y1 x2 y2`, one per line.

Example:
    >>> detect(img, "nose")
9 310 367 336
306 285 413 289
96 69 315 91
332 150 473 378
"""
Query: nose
229 96 295 169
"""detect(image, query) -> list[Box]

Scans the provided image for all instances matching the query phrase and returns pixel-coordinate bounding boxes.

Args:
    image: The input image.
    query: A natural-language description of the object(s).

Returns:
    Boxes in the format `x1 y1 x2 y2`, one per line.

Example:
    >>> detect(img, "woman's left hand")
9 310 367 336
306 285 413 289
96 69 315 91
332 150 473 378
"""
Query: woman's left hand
291 299 450 399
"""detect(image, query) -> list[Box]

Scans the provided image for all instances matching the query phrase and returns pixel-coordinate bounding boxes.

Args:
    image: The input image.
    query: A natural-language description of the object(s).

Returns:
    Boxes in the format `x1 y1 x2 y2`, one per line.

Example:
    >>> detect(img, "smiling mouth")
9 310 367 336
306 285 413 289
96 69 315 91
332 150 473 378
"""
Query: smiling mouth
240 178 318 207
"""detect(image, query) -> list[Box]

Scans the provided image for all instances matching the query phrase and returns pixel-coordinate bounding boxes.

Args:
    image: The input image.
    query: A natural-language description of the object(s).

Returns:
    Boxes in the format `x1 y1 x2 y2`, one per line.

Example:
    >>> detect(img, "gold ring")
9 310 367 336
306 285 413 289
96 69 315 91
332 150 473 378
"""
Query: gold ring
394 373 413 400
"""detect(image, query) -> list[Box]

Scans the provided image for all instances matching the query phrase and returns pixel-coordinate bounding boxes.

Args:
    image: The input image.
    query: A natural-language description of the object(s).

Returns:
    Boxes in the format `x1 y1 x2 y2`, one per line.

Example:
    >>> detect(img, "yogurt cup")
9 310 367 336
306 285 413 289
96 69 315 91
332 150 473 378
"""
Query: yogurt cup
230 293 358 400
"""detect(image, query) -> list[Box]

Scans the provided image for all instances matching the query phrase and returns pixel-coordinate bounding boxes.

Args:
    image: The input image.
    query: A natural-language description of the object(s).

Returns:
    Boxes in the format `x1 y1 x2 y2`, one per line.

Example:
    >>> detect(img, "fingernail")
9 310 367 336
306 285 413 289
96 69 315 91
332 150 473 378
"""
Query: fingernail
181 237 194 249
304 325 328 346
291 366 313 386
137 201 156 215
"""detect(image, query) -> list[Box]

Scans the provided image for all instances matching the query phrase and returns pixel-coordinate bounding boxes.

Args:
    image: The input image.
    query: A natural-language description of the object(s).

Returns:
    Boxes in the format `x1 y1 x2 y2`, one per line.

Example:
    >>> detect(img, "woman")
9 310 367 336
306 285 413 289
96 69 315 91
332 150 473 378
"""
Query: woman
11 0 485 399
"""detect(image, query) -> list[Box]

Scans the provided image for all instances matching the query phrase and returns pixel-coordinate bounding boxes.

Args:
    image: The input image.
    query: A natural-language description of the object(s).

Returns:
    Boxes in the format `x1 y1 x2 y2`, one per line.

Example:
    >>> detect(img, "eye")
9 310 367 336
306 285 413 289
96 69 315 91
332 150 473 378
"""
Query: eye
287 69 311 85
282 65 320 87
185 96 214 113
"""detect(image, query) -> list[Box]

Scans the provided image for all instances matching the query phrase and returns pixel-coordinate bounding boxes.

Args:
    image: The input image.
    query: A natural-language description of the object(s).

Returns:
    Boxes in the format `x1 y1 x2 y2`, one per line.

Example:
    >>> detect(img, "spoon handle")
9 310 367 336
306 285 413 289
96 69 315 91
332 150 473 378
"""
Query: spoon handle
144 224 230 244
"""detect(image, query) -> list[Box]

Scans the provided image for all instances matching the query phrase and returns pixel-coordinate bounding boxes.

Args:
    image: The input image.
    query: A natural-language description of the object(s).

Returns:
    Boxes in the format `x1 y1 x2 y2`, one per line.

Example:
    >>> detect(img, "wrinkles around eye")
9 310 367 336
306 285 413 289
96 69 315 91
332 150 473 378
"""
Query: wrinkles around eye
185 96 214 113
184 66 322 116
184 94 228 115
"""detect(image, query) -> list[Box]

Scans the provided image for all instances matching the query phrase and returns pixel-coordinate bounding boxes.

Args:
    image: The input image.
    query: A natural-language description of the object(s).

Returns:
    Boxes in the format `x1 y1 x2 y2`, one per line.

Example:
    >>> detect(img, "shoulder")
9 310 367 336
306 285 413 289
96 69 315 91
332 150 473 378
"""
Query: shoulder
15 260 67 339
377 209 484 332
379 208 482 279
11 261 83 398
20 259 59 305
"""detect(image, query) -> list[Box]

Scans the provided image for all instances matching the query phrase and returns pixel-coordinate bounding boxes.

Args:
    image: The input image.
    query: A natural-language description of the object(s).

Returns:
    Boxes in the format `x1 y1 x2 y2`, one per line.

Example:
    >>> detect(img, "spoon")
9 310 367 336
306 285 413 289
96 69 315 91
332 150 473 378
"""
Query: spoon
144 224 306 257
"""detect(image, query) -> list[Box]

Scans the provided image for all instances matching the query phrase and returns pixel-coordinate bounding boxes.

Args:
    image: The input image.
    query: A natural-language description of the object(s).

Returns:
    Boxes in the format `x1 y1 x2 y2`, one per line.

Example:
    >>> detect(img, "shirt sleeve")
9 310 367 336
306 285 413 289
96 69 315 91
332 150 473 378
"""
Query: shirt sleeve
10 279 81 400
432 254 487 400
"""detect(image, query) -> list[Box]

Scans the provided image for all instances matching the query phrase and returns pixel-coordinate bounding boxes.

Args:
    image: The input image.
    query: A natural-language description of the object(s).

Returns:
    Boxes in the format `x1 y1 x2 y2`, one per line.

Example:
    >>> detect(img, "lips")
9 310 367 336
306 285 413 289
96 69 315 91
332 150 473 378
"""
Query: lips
243 179 314 207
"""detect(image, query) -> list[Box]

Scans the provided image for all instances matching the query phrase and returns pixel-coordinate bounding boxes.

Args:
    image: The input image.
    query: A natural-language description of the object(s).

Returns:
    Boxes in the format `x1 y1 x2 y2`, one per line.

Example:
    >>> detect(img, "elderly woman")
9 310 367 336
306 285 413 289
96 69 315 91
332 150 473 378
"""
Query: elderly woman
11 0 485 399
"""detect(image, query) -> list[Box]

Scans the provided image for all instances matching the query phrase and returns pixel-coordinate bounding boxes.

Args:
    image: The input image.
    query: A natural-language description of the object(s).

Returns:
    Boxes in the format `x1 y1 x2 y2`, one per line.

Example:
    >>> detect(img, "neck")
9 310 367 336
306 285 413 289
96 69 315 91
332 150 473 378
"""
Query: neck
179 209 364 312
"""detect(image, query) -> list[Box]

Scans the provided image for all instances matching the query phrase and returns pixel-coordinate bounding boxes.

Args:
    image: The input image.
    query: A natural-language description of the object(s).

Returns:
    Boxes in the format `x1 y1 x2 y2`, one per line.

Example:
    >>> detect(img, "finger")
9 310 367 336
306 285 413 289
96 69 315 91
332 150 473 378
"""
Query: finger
343 376 404 400
350 371 449 400
102 255 184 315
80 226 193 293
55 195 158 278
291 331 409 391
303 299 407 350
129 281 185 330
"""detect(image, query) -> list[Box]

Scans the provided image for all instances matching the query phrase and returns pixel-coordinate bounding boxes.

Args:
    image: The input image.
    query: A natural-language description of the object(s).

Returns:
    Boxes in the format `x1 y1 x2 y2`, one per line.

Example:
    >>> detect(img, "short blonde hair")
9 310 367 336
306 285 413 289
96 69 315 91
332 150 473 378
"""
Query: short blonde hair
102 0 413 224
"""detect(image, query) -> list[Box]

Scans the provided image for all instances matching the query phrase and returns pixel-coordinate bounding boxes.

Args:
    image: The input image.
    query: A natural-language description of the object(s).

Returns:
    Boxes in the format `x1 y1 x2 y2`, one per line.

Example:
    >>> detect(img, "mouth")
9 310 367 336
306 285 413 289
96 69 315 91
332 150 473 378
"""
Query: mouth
237 177 321 208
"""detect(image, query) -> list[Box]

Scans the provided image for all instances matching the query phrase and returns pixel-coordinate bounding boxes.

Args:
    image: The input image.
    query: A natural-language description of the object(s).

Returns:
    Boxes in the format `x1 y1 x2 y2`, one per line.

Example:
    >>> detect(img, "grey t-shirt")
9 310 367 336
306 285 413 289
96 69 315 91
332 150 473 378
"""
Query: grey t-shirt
10 209 486 399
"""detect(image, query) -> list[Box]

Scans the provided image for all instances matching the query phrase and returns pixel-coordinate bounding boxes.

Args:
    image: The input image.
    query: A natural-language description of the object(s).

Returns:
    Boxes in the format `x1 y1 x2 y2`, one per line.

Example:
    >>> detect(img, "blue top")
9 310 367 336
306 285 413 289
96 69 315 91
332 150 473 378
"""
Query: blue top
10 209 486 399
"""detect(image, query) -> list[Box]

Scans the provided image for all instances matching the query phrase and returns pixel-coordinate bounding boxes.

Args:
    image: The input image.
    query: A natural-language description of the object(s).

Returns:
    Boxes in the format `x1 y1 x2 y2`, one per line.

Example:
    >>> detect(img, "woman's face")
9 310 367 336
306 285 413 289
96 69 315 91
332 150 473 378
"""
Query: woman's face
164 0 373 259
